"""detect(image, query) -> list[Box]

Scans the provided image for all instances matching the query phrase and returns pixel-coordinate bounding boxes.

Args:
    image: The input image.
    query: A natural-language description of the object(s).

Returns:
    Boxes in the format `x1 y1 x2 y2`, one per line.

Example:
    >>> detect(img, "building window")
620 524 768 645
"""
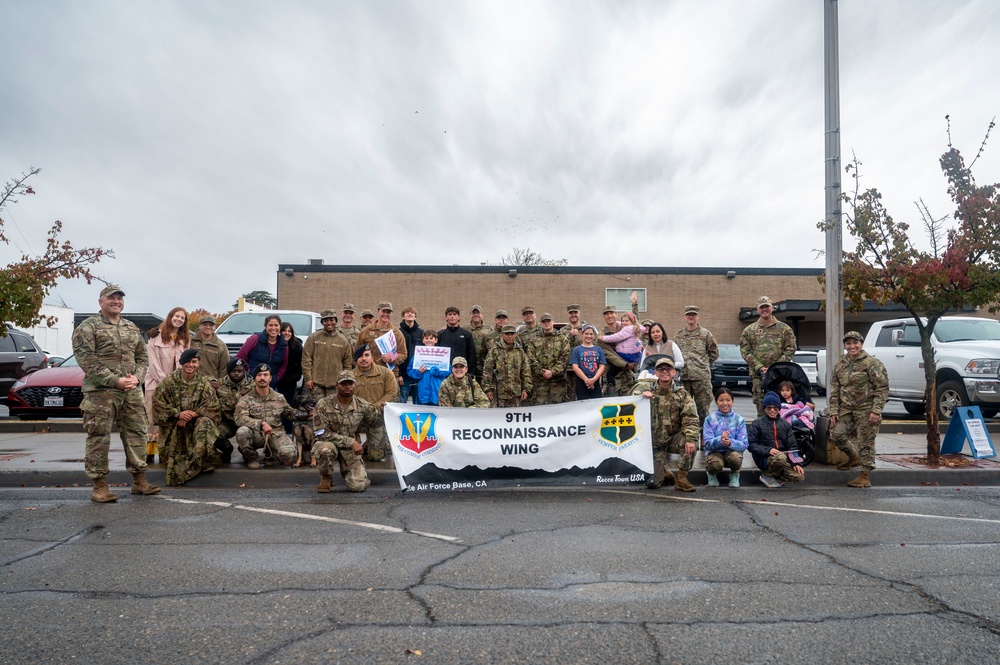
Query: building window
606 288 646 313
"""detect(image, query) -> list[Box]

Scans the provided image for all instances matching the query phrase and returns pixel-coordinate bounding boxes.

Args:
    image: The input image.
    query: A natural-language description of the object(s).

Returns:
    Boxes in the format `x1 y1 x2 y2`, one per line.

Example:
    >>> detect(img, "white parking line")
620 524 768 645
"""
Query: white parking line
598 488 723 503
155 495 462 543
737 499 1000 524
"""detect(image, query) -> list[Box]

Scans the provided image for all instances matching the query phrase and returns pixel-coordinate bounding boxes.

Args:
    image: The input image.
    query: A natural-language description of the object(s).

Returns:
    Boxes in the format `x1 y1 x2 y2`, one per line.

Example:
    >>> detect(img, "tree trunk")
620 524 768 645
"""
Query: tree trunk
922 335 940 465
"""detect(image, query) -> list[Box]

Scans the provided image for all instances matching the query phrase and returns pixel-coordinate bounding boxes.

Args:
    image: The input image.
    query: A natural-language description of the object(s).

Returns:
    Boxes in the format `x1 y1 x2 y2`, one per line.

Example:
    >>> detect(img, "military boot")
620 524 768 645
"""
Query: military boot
674 470 697 492
837 453 860 471
847 469 871 488
316 474 334 493
91 477 118 503
130 472 162 495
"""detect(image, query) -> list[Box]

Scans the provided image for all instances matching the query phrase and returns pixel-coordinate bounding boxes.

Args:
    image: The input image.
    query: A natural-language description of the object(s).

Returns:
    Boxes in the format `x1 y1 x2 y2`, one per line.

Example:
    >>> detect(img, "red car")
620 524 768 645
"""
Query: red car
6 355 85 420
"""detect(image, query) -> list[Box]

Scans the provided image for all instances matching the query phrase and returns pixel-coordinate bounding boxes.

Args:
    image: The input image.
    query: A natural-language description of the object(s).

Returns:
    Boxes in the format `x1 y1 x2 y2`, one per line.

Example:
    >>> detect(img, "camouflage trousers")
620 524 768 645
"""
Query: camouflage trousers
312 442 370 492
763 452 805 483
705 450 743 474
751 374 766 418
653 432 694 472
831 408 878 470
682 378 714 425
163 417 222 486
81 388 148 479
533 379 567 405
236 427 297 466
362 419 390 463
310 385 337 400
493 396 525 408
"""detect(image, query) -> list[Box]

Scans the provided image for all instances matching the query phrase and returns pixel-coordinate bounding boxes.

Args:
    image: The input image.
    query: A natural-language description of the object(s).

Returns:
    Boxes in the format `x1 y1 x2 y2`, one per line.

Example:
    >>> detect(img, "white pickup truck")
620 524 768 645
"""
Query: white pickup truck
817 316 1000 419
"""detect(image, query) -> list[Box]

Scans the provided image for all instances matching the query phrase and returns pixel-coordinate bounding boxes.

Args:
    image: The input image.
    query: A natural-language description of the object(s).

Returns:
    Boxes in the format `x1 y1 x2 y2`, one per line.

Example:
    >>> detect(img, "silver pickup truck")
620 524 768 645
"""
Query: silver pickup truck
817 316 1000 419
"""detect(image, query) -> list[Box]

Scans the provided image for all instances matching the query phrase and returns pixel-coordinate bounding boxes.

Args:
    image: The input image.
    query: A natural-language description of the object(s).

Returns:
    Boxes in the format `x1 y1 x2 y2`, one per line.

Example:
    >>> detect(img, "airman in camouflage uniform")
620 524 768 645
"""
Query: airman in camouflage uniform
214 358 252 462
469 305 490 384
829 331 890 488
71 284 160 502
189 315 230 380
234 365 297 468
527 313 571 404
355 301 408 379
312 370 382 493
632 356 701 492
302 309 354 399
517 306 542 347
338 303 361 348
674 305 720 424
483 310 510 369
438 357 490 407
740 296 797 417
483 325 533 407
152 350 222 486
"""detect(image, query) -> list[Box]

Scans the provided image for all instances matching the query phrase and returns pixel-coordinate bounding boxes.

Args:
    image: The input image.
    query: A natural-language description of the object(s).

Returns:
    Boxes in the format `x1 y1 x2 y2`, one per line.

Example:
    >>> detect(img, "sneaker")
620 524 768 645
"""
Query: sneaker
759 474 783 488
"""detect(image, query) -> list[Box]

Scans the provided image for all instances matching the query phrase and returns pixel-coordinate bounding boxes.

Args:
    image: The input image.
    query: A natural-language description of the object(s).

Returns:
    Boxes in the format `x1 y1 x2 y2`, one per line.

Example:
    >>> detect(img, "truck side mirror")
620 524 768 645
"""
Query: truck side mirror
891 329 903 345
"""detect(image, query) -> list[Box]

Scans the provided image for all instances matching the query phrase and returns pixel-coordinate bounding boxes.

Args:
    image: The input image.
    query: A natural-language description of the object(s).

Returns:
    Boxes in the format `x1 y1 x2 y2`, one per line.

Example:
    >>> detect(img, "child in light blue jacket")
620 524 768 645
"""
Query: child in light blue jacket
407 330 451 405
702 387 748 487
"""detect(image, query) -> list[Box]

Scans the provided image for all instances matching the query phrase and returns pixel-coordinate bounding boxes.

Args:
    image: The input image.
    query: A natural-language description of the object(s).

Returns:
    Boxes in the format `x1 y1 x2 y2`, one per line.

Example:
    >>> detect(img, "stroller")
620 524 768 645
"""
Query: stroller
760 361 816 467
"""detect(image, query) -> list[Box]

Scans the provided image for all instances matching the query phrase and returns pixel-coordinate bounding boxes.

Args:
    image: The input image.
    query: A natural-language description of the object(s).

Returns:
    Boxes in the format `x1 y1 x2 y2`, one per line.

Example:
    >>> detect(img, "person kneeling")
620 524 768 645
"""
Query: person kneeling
748 391 805 488
311 371 385 493
234 365 298 469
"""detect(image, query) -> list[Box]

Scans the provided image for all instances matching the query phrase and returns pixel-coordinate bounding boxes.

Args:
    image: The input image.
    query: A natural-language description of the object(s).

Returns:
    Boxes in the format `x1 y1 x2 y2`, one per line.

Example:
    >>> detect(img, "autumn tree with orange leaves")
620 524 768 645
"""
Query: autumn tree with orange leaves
1 167 112 337
829 118 1000 463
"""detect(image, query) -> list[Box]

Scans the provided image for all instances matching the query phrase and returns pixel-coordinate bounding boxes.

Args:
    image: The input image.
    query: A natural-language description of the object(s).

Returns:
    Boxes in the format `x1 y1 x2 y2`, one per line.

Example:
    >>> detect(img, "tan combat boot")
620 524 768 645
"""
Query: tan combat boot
131 471 162 495
674 470 697 492
837 453 860 471
316 474 334 493
847 469 871 488
91 477 118 503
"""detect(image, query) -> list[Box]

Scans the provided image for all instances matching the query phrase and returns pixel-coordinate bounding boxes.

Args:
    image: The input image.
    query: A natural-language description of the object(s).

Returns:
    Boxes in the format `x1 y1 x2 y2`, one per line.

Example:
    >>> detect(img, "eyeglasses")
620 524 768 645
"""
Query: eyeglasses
655 366 673 372
763 405 780 411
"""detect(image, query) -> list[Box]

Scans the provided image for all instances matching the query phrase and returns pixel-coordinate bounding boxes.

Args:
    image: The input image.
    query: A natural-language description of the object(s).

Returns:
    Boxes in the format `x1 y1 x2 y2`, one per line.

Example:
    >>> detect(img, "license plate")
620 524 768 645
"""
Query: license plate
738 380 747 386
44 396 64 407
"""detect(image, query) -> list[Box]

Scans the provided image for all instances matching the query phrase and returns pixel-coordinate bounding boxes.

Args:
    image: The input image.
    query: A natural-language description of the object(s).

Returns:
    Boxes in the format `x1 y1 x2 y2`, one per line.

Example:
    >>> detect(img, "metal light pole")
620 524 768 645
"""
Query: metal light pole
824 0 844 391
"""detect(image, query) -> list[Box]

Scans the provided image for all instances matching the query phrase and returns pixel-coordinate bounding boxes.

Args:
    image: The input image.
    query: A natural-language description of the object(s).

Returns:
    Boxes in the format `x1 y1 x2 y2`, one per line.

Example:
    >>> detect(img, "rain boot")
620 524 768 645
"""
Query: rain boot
728 471 741 488
707 472 720 487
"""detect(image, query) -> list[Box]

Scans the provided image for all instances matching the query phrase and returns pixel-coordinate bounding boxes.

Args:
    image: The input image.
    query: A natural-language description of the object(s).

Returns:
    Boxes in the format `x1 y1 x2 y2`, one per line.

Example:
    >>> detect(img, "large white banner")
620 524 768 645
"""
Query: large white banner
385 396 653 492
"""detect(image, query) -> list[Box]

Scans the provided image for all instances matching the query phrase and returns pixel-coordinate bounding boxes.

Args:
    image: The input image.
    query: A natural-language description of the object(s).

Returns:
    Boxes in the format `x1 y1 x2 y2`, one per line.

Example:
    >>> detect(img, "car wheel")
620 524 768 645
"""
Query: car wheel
903 402 926 416
17 415 48 421
937 380 969 420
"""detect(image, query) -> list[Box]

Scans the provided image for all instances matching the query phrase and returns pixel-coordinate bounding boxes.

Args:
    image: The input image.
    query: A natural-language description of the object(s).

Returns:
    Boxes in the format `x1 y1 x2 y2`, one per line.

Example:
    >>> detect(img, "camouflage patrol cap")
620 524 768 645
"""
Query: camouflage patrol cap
540 312 553 321
100 285 125 298
843 330 865 343
757 296 773 308
566 304 581 313
654 356 676 369
377 301 393 312
602 304 617 315
452 356 468 367
320 309 338 321
495 309 509 318
684 305 700 315
342 303 356 313
336 370 357 384
198 315 216 325
470 305 483 313
521 306 534 315
360 309 375 317
501 324 517 334
640 319 654 328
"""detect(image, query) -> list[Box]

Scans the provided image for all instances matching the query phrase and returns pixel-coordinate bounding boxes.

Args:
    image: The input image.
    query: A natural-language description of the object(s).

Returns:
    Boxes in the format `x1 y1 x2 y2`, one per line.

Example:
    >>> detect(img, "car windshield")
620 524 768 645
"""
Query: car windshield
717 344 743 360
934 319 1000 343
59 356 79 367
216 313 313 336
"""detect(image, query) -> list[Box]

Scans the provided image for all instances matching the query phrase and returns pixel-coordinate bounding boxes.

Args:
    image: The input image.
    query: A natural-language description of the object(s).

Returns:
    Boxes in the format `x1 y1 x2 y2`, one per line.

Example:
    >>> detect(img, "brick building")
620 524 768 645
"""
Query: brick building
276 264 829 346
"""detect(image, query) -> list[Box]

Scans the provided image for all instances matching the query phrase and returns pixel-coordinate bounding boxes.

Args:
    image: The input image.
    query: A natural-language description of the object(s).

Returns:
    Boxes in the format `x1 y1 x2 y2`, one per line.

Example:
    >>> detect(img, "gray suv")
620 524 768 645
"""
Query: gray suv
0 330 47 403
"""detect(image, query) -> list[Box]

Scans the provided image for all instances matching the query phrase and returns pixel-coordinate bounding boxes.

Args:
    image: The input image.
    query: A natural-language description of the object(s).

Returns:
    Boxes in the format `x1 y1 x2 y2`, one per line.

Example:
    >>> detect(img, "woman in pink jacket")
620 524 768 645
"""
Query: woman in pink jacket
145 307 190 461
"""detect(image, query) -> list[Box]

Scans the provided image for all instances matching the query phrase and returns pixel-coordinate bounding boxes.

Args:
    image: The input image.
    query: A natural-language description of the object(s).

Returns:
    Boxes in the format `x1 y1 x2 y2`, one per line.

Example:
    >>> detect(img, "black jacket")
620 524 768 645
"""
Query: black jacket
399 320 424 384
437 325 476 372
747 415 798 471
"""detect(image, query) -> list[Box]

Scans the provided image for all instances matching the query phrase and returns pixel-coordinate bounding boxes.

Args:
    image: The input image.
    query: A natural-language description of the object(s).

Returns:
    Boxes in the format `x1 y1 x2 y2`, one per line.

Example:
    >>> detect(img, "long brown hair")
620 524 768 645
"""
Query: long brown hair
159 307 191 346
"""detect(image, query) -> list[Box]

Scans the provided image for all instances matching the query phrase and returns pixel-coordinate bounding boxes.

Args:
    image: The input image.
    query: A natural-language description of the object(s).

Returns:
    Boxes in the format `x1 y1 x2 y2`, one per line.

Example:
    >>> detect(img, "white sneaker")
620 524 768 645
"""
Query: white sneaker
759 474 783 488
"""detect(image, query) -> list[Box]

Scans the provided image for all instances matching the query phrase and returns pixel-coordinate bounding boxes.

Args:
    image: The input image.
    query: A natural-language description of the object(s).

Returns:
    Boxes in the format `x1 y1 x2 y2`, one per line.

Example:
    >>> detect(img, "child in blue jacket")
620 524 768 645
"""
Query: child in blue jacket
407 330 451 405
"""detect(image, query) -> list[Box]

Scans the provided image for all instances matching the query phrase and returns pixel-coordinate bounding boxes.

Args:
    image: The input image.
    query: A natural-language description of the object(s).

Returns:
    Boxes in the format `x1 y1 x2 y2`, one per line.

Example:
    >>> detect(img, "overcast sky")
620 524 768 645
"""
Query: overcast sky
2 0 997 317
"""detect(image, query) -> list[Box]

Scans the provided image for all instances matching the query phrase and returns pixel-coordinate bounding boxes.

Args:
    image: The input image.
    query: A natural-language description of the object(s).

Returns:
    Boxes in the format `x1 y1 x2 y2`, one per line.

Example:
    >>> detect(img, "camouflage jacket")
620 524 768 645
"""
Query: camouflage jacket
631 381 700 446
560 324 584 352
72 313 149 392
152 370 221 427
829 350 889 417
470 323 490 374
483 340 533 398
216 375 253 422
189 334 230 380
313 395 384 451
438 373 490 408
354 364 399 408
527 330 571 381
338 324 360 349
302 329 354 387
355 323 408 377
673 325 719 381
517 324 542 347
235 388 295 431
739 319 797 374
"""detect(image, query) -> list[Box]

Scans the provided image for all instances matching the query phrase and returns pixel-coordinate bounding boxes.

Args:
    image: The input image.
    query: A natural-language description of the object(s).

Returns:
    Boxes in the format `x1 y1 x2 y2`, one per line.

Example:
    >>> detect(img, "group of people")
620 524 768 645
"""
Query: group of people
71 285 889 502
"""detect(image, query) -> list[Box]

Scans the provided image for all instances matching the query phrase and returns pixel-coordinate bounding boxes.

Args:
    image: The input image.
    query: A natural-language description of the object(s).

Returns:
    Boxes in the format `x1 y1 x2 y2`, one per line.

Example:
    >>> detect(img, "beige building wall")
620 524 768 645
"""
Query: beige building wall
277 266 825 345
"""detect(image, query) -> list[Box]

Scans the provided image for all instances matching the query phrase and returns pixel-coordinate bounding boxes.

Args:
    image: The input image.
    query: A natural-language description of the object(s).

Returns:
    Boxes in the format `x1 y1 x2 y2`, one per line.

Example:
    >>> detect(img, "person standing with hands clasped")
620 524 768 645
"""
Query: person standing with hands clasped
570 325 607 400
